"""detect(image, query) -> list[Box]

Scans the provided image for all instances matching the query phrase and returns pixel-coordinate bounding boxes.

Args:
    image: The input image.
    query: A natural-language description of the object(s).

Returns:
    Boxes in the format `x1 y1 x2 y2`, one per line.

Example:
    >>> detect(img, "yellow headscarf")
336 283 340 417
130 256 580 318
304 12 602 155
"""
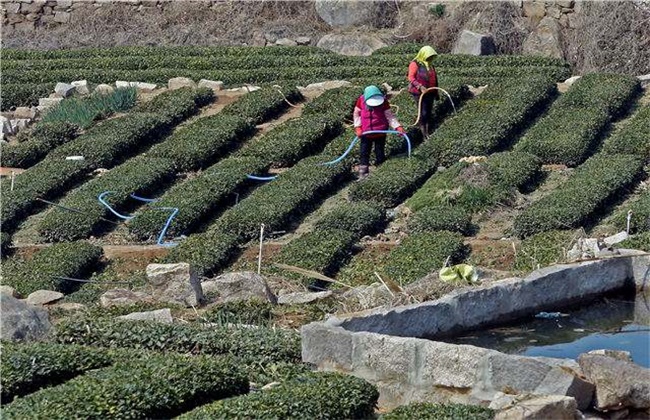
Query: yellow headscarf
413 46 438 70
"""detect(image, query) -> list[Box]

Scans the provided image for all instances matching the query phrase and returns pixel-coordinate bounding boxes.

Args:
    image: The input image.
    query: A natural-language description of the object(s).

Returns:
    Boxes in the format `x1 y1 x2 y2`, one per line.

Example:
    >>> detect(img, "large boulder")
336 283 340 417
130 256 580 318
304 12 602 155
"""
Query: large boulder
0 293 52 341
99 289 151 308
578 353 650 411
452 30 496 56
55 82 76 98
209 272 277 304
168 77 196 90
317 33 387 56
26 290 64 305
314 0 393 28
523 17 564 59
146 263 203 307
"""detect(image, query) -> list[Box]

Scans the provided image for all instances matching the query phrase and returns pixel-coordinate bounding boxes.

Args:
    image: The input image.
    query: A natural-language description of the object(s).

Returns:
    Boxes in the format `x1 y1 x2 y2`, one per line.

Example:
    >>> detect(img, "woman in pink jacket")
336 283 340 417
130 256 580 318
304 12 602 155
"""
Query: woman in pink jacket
353 85 404 179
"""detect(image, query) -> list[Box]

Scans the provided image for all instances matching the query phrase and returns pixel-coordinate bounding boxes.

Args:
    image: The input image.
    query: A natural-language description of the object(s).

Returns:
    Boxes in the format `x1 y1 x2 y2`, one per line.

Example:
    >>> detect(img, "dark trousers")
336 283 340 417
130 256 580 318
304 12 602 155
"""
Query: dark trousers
359 135 386 166
412 93 434 124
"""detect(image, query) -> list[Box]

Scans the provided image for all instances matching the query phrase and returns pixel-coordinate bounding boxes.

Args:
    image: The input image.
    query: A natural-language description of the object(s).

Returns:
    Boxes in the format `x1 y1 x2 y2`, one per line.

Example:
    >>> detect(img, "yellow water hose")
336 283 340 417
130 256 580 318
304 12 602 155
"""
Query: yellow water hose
411 87 457 126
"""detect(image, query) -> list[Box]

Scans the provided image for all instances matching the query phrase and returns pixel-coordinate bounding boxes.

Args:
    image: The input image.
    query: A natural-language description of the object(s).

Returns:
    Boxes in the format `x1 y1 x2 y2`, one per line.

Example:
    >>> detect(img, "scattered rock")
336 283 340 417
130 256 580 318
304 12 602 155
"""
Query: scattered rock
71 80 90 95
100 288 151 307
13 106 37 119
638 74 650 87
55 302 86 312
316 33 387 56
38 97 64 107
210 271 277 304
197 79 224 91
603 231 629 246
146 263 203 307
26 290 64 305
1 294 52 341
452 30 496 55
168 77 196 90
0 285 18 298
340 282 393 311
564 75 582 86
117 308 173 323
275 38 297 47
55 82 76 98
115 80 134 89
1 116 14 134
278 291 333 305
495 394 578 420
11 119 31 133
296 36 311 45
523 17 564 59
522 1 546 24
134 82 157 92
578 353 650 411
95 84 115 94
261 381 281 390
53 11 70 23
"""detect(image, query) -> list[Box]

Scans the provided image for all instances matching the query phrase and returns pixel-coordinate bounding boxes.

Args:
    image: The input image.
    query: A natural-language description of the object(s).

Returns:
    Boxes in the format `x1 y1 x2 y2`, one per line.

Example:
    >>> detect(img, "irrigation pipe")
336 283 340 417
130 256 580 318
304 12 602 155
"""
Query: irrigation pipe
98 191 135 220
98 191 179 246
36 198 119 225
247 174 278 182
412 87 457 126
320 129 412 166
52 275 133 285
271 85 299 108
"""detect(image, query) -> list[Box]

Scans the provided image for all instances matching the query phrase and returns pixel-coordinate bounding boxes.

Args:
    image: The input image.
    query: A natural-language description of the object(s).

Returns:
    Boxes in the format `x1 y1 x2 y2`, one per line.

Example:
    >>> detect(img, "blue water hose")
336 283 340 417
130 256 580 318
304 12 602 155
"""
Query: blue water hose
246 174 278 181
155 207 179 247
130 193 159 203
98 191 178 246
98 191 135 220
320 130 411 166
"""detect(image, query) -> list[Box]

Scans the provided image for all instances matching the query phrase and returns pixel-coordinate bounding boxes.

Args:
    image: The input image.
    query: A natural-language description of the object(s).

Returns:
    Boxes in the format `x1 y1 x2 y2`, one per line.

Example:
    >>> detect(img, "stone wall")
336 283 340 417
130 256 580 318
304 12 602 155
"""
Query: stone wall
2 0 577 38
301 254 650 408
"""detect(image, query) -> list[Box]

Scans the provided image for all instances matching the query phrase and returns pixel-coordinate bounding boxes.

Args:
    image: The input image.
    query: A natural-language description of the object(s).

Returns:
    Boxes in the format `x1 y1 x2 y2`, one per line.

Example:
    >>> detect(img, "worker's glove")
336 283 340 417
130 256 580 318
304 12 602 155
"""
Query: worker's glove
355 127 363 137
396 126 405 134
419 86 427 94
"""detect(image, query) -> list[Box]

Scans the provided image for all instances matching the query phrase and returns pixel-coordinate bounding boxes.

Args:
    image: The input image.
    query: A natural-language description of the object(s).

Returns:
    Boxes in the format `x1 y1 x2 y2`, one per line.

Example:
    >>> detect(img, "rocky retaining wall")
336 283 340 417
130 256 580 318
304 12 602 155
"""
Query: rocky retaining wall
302 253 650 408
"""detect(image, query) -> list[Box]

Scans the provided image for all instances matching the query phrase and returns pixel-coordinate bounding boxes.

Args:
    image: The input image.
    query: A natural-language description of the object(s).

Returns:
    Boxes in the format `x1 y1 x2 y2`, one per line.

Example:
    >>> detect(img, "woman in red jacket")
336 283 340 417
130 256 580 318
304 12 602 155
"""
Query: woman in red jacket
408 45 439 138
353 85 404 179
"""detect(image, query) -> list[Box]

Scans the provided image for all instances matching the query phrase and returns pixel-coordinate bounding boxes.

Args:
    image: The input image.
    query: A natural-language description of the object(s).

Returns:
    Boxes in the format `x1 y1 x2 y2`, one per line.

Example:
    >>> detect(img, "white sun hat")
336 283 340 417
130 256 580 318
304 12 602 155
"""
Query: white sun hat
366 95 385 107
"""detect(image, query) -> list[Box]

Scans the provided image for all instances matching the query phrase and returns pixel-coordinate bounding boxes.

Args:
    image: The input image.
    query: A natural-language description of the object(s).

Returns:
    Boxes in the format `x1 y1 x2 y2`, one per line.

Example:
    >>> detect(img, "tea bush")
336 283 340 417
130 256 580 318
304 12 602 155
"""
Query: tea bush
381 402 494 420
56 317 301 365
1 241 103 296
278 229 357 277
128 89 350 240
408 151 541 213
1 88 211 235
421 76 557 165
407 205 473 235
600 105 650 159
383 231 467 286
2 354 248 420
1 342 113 402
1 122 78 168
515 74 640 166
1 83 54 111
314 201 386 237
128 157 265 240
514 154 645 237
38 157 176 242
148 114 255 171
179 372 379 420
220 84 303 124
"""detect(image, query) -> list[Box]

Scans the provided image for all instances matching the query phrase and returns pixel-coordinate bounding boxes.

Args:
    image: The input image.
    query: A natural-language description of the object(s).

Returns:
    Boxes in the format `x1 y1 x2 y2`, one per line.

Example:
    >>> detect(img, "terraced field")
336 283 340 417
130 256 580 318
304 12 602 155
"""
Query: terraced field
1 43 648 418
